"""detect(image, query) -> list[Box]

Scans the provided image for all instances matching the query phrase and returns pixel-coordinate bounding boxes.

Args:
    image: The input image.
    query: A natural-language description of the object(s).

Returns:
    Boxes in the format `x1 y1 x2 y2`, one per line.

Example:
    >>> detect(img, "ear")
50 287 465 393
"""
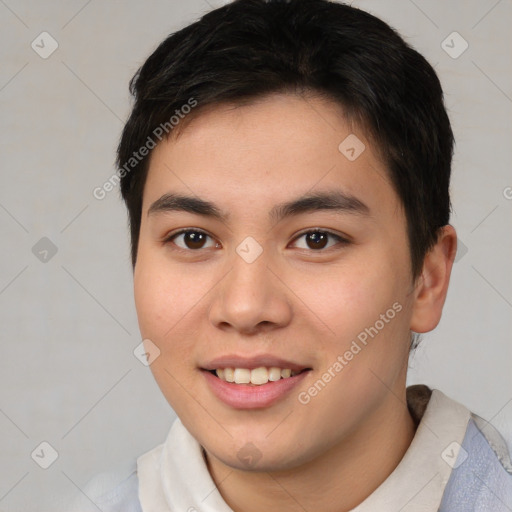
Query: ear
410 225 457 333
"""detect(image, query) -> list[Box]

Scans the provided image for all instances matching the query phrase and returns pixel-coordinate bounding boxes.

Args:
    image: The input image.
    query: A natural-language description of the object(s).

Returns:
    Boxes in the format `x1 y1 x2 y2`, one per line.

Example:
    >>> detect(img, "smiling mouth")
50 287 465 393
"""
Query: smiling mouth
206 367 311 386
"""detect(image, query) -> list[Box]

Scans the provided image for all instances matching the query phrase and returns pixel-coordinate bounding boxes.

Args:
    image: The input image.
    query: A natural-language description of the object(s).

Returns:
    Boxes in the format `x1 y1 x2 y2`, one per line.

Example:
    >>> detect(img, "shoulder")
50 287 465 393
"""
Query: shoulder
440 411 512 510
407 385 512 509
67 463 142 512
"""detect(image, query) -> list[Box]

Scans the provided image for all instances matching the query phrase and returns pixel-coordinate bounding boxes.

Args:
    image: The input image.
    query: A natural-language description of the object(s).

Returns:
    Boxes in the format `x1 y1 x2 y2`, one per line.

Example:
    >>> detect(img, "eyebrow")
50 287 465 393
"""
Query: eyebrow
147 190 370 224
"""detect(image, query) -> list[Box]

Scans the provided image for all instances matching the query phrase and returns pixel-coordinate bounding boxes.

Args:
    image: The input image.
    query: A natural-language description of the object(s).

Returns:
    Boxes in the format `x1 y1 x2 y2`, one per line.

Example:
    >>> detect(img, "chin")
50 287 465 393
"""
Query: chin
206 431 316 473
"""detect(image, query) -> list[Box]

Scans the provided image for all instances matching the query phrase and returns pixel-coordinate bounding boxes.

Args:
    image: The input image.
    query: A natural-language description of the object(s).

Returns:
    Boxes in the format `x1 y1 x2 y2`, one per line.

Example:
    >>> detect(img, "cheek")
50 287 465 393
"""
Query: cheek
133 254 193 346
134 264 171 339
300 260 404 340
133 252 218 377
300 250 413 390
133 257 203 411
292 267 411 440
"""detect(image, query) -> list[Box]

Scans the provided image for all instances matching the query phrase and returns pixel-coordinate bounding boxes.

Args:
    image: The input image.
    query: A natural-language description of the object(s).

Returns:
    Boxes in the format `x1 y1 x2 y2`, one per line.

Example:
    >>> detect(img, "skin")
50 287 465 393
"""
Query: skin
133 93 457 511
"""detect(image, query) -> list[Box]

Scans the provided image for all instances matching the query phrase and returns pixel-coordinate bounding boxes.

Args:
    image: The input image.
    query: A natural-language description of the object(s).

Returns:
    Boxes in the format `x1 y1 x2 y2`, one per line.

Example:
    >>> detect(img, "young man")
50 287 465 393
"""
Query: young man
74 0 512 510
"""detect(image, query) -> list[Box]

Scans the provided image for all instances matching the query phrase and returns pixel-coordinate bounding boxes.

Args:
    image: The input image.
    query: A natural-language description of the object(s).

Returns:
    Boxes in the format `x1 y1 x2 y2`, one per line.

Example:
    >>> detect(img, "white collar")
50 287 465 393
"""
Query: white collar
137 388 470 512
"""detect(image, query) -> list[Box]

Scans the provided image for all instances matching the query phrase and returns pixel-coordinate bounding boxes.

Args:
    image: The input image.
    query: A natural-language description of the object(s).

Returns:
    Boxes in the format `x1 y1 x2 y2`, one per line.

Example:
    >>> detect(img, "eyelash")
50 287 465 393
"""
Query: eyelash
163 228 350 253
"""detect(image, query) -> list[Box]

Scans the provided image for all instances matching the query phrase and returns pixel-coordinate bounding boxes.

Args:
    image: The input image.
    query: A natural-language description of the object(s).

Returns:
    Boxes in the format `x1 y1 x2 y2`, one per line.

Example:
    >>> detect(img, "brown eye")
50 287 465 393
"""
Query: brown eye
305 232 328 249
166 229 218 250
291 230 348 251
182 231 208 249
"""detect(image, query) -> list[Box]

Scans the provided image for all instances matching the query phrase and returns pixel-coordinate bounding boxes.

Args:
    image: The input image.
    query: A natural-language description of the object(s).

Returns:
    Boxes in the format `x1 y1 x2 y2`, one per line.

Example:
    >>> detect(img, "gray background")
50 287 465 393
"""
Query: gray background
0 0 511 510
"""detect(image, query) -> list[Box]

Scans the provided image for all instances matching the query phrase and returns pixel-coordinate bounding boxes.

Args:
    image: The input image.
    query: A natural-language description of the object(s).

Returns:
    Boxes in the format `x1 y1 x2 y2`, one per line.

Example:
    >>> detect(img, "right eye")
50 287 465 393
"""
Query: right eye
163 229 220 251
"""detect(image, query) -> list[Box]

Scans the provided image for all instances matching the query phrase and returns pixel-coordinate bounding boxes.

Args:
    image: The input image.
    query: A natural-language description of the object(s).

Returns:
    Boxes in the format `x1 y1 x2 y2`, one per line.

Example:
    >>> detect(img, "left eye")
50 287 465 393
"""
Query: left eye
291 230 348 251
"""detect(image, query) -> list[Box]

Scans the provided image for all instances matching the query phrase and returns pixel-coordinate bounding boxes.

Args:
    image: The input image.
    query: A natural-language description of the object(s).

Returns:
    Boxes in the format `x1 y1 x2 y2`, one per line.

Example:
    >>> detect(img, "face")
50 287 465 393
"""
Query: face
134 93 418 472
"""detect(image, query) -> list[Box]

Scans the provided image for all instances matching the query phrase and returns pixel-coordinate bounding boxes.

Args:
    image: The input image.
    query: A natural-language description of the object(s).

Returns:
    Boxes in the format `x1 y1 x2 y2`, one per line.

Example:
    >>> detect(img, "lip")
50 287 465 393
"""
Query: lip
202 368 311 409
201 354 310 373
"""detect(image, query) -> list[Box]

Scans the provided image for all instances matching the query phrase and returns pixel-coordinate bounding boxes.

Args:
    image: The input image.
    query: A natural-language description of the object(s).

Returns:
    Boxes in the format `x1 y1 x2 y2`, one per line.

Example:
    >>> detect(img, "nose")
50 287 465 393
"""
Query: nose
208 246 293 335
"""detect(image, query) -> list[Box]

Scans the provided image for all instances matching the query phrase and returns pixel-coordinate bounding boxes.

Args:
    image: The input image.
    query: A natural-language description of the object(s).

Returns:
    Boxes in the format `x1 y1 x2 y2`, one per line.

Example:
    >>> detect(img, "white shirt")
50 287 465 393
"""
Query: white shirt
70 386 512 511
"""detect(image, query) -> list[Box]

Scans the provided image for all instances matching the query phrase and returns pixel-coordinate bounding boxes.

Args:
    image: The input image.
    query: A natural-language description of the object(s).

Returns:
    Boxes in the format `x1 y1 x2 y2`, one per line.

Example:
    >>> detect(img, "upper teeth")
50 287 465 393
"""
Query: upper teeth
216 367 297 385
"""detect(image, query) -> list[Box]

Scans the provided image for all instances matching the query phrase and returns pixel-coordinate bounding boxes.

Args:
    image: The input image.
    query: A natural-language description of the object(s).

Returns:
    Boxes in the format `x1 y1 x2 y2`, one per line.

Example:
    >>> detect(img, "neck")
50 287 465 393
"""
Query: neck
205 388 416 512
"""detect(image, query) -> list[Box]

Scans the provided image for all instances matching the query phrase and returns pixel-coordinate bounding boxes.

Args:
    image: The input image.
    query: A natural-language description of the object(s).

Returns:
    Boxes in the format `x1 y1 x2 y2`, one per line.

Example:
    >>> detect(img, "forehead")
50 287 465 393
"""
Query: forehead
142 93 400 223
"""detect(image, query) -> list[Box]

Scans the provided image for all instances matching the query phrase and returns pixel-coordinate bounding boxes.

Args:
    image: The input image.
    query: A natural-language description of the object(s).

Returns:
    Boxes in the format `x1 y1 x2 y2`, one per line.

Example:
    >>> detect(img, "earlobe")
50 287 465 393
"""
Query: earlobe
410 225 457 333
